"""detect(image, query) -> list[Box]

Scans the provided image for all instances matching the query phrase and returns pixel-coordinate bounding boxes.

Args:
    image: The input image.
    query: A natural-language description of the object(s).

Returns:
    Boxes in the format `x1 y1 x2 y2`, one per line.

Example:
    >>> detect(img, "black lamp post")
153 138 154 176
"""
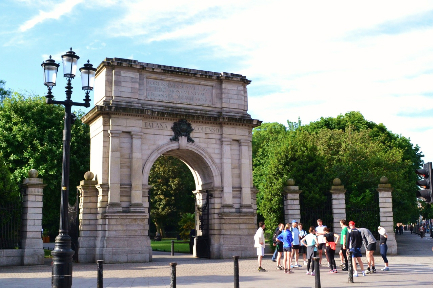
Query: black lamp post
41 48 96 288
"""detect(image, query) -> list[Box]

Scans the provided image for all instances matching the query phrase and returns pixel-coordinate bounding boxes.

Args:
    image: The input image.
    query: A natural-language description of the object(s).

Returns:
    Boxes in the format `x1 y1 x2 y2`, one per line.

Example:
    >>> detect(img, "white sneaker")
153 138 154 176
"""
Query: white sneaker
304 261 307 266
354 271 358 277
362 271 366 276
306 271 310 275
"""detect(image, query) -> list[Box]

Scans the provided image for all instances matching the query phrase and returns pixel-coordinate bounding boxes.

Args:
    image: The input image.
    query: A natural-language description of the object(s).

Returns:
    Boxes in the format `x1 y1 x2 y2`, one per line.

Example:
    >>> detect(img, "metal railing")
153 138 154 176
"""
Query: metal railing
0 202 23 249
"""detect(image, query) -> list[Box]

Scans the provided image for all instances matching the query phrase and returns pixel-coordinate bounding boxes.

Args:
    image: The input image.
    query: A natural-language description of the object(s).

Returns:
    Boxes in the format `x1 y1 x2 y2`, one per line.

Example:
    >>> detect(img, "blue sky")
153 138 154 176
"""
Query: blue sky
1 0 433 162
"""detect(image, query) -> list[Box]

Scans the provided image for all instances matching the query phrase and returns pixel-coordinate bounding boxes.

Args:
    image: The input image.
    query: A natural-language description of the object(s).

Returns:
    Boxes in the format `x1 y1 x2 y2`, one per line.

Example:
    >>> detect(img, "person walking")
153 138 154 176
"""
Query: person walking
277 223 294 274
347 221 366 277
301 226 318 276
378 226 390 271
315 219 328 266
359 227 377 274
298 223 308 266
410 225 413 234
254 221 267 272
324 227 339 273
339 219 349 271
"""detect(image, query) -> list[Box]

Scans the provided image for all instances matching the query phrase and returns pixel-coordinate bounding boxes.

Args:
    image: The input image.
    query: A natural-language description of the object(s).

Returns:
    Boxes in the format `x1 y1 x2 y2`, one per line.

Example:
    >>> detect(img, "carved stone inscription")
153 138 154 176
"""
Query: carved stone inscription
146 79 213 105
143 122 220 134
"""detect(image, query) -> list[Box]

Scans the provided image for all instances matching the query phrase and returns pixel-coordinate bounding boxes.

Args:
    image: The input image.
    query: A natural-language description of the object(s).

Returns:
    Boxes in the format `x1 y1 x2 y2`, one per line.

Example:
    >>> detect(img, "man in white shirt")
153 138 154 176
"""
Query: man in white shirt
315 219 328 266
254 222 266 272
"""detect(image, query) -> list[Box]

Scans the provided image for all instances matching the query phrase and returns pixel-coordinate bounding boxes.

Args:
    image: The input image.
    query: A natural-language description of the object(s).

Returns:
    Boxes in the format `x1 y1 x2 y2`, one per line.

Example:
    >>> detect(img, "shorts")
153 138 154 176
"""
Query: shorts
276 242 283 252
350 248 362 258
299 245 306 254
256 247 264 256
318 243 326 250
367 243 376 251
292 245 300 250
283 247 292 252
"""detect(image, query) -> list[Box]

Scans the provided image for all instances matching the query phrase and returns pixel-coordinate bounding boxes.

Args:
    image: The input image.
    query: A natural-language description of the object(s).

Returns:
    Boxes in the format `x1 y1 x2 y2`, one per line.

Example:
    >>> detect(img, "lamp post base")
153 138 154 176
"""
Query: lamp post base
51 234 74 288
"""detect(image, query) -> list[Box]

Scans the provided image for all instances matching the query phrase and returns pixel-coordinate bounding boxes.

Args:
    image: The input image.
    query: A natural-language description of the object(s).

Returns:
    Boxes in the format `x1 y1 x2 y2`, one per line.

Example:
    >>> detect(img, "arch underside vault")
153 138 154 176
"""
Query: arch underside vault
142 140 221 191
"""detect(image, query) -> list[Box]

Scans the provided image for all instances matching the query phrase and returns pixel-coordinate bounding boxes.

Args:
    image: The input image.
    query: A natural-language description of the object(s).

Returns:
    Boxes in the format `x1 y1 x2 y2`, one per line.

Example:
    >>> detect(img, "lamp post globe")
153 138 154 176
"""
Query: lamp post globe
42 48 95 288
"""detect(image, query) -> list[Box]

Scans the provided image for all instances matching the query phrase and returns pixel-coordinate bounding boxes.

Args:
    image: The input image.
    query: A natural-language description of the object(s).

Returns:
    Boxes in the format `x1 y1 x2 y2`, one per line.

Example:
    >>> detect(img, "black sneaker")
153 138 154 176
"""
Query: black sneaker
342 268 348 271
258 267 267 272
372 267 377 273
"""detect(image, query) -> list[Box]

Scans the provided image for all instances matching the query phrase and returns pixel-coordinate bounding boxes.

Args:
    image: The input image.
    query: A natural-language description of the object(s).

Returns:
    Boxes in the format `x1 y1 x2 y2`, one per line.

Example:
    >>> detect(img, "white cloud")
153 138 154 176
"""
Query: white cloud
19 0 85 32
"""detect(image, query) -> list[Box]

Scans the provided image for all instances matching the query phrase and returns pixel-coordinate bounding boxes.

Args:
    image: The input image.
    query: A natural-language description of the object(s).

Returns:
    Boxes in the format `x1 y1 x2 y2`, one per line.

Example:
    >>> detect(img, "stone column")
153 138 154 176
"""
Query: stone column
77 171 98 263
377 176 397 255
130 132 144 211
330 178 346 235
283 179 302 224
239 140 252 209
221 138 233 208
21 169 45 265
107 130 121 212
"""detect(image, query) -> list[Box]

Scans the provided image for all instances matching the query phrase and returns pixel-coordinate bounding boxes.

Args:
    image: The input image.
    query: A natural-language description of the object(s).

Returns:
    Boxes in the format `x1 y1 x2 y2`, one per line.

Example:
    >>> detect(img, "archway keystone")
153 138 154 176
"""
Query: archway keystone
78 58 261 262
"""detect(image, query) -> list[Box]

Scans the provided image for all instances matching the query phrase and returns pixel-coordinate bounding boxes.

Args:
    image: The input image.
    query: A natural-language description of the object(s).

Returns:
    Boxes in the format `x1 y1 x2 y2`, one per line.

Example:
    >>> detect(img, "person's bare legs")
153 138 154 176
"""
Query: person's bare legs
277 251 282 267
357 257 364 271
318 248 323 265
258 255 262 268
284 251 288 271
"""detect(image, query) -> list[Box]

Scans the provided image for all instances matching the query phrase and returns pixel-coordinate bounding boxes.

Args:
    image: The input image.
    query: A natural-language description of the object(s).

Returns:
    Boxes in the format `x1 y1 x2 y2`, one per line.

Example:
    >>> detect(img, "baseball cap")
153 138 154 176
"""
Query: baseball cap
349 221 355 226
292 220 297 223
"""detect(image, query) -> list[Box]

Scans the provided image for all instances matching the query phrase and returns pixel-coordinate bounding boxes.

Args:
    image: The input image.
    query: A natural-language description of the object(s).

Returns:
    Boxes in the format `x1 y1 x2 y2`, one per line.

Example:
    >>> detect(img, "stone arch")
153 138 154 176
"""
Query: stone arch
78 57 262 263
142 139 222 190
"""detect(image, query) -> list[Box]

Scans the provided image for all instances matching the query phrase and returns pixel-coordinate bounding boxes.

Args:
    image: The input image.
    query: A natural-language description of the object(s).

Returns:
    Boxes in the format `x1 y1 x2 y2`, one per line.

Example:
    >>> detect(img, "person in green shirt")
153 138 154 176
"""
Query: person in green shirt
339 219 348 271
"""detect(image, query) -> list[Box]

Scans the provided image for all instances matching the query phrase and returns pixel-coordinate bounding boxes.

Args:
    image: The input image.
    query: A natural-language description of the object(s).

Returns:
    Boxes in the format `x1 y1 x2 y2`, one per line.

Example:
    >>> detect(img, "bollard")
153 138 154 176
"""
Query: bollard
348 251 354 283
171 240 175 256
313 257 321 288
233 256 240 288
170 262 177 288
97 260 103 288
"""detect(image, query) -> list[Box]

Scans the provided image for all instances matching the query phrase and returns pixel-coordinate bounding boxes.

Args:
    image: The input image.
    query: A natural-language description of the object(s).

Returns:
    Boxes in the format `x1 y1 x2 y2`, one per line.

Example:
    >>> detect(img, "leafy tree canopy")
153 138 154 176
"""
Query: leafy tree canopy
0 92 90 237
253 111 423 236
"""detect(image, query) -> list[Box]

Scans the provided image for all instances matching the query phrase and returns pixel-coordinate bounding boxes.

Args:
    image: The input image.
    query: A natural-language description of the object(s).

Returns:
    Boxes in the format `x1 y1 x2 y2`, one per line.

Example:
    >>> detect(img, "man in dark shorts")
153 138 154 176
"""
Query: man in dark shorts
347 221 365 277
359 227 377 274
315 219 327 266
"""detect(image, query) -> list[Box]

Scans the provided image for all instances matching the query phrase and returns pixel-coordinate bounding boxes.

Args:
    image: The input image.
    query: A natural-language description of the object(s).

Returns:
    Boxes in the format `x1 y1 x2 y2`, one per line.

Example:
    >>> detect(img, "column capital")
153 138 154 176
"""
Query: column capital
239 139 251 145
108 130 122 137
131 131 143 138
221 138 232 144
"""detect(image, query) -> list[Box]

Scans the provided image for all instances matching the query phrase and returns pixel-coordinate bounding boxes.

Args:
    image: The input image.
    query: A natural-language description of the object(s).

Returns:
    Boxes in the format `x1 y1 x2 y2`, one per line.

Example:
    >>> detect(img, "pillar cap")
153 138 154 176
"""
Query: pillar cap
28 169 39 178
84 171 94 180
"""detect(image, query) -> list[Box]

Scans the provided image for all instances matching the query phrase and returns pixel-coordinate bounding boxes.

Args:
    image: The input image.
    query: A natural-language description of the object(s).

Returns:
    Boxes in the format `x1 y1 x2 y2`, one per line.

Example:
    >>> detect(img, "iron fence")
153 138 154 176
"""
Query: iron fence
346 189 380 239
0 201 23 249
300 191 334 232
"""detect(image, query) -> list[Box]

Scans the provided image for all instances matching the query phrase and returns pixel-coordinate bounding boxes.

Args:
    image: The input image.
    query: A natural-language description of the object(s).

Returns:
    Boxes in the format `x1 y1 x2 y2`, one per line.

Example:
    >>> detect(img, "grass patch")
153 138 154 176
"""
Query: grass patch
44 249 52 258
151 238 191 253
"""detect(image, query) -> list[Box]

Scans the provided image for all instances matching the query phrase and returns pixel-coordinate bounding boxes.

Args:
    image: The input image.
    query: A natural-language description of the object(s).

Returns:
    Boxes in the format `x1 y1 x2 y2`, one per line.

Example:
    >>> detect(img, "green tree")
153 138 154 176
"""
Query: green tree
252 112 423 237
0 80 12 103
149 156 195 236
0 93 90 237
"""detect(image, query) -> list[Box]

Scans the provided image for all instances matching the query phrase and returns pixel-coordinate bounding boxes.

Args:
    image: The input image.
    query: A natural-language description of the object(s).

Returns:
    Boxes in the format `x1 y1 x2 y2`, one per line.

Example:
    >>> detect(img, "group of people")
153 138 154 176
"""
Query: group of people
254 219 390 276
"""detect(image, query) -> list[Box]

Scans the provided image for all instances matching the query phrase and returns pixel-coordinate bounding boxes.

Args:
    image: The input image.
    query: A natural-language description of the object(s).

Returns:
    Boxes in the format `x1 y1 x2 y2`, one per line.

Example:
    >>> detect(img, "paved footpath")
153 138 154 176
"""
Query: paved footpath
1 232 432 288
